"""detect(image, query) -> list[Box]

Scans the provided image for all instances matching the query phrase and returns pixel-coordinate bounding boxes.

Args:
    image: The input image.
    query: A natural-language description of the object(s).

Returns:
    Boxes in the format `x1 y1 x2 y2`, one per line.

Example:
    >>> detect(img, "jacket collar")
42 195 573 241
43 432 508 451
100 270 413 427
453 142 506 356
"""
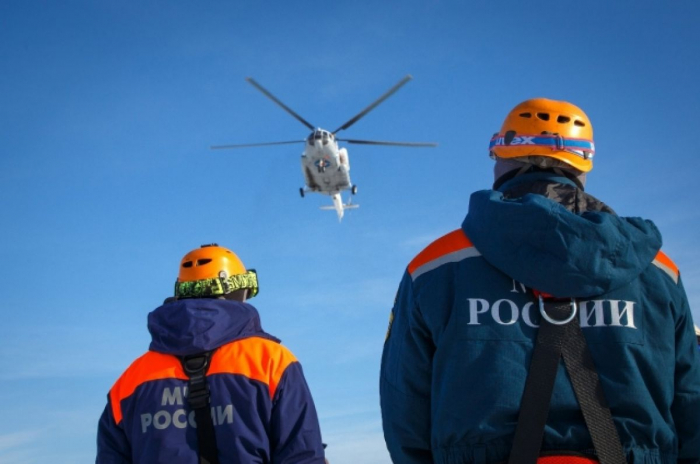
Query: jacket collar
147 298 279 356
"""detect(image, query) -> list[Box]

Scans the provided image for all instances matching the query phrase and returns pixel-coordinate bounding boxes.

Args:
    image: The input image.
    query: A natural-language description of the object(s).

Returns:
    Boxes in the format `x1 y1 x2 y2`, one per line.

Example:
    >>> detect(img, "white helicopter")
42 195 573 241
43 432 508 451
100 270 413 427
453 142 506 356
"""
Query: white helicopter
211 75 437 221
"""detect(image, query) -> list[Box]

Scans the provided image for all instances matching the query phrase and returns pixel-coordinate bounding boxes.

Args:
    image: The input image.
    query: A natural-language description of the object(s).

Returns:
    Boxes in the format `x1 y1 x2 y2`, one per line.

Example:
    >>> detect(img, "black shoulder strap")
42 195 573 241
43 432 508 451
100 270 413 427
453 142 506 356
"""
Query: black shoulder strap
180 351 220 464
508 297 627 464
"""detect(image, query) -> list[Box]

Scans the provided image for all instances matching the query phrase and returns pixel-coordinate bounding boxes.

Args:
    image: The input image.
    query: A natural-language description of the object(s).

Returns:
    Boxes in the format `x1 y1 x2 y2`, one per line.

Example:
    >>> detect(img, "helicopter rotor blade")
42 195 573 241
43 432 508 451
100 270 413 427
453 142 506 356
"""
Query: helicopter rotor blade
211 140 305 150
333 75 413 134
338 138 438 148
246 78 316 131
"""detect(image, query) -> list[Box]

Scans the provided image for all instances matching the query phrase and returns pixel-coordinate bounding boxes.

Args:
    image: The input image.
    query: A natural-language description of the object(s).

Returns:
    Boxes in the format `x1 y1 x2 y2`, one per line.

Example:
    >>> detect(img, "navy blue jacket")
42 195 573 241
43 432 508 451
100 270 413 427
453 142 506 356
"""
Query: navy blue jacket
380 172 700 464
97 299 326 463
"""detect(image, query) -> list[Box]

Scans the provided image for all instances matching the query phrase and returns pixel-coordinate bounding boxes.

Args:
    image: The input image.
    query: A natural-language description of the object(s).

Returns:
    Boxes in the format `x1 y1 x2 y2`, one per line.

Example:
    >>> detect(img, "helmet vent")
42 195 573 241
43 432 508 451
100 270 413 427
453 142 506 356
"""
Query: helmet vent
196 258 212 266
518 112 532 118
574 120 586 127
557 116 571 123
182 261 193 268
536 112 550 121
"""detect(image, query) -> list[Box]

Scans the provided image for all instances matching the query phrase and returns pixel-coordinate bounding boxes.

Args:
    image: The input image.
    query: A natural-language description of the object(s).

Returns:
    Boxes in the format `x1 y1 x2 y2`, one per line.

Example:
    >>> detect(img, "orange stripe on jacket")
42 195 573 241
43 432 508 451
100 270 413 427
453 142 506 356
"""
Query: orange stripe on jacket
653 250 680 284
537 456 598 464
109 351 187 425
109 337 297 425
208 337 297 400
408 229 474 276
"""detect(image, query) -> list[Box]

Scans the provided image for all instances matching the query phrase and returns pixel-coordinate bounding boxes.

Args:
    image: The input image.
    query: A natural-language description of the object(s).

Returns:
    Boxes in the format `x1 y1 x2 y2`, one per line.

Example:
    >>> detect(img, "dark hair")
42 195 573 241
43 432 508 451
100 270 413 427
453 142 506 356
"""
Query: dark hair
493 166 584 190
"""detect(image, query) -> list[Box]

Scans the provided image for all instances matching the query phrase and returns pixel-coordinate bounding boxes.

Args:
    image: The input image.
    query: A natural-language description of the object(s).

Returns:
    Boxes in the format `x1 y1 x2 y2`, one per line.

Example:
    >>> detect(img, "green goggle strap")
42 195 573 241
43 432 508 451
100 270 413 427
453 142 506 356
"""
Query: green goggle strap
175 270 259 299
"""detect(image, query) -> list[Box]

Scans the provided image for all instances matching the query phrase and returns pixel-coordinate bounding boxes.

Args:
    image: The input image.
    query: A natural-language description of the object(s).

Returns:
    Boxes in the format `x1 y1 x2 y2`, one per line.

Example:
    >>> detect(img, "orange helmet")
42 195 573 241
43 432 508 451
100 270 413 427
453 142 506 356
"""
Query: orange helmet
489 98 595 173
174 244 259 299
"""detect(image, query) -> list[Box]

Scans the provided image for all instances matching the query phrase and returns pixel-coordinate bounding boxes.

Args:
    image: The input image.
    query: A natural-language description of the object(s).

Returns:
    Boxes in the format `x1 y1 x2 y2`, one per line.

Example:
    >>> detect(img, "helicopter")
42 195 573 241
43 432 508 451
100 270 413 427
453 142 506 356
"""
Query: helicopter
211 75 437 221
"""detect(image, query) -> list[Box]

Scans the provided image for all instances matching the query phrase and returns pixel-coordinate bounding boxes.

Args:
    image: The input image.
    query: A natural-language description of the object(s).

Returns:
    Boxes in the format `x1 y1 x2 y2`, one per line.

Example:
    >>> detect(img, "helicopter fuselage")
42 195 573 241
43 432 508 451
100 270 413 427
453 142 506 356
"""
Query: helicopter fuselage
212 75 435 221
300 129 352 196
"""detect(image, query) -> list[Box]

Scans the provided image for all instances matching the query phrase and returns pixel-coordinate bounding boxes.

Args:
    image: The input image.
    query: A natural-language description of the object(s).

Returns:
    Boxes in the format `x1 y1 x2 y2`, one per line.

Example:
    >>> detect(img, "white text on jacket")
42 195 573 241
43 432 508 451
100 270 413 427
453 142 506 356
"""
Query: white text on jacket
140 386 234 433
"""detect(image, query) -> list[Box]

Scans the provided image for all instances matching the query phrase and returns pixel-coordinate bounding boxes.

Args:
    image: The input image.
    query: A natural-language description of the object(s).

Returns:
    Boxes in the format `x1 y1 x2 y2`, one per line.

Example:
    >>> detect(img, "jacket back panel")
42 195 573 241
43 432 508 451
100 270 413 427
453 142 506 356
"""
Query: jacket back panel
381 230 700 464
108 336 296 463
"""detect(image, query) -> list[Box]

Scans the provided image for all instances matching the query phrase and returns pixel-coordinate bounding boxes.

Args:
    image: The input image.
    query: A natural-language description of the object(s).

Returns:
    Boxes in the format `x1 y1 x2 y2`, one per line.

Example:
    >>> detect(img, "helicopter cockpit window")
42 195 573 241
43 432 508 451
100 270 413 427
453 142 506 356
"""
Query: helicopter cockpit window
322 132 330 145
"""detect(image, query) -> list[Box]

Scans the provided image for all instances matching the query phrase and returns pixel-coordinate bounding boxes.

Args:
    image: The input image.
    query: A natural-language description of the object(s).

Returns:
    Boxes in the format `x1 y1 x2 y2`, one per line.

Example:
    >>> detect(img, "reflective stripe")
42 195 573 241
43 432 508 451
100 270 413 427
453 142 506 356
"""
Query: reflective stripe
109 337 296 425
408 230 480 281
652 250 679 284
411 248 481 281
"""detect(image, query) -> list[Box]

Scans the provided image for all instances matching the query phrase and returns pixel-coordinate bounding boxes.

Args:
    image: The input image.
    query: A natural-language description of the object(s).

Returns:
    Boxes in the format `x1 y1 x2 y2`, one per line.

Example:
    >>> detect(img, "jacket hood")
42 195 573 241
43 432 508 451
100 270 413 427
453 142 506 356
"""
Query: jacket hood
462 171 662 298
148 299 279 356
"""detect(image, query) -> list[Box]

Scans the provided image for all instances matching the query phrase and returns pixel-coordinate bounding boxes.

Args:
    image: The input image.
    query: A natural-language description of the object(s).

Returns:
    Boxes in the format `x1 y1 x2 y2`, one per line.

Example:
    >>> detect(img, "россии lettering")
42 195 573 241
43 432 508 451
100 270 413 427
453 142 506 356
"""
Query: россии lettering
140 386 234 433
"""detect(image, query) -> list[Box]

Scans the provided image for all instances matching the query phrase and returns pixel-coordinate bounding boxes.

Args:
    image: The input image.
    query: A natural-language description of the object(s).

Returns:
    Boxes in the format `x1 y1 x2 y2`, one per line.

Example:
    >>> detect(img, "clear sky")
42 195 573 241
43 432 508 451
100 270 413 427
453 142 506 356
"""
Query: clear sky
1 1 699 462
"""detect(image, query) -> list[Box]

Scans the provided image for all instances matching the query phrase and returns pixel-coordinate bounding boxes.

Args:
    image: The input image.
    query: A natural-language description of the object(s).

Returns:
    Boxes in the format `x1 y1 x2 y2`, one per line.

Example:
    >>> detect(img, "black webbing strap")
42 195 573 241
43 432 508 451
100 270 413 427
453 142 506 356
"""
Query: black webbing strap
508 298 627 464
181 351 220 464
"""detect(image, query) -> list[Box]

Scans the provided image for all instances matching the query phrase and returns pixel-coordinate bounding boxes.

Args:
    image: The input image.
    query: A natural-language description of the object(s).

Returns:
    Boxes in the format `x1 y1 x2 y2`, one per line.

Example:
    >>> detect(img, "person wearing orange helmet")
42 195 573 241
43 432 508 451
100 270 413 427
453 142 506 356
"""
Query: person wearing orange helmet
96 244 327 464
381 99 700 464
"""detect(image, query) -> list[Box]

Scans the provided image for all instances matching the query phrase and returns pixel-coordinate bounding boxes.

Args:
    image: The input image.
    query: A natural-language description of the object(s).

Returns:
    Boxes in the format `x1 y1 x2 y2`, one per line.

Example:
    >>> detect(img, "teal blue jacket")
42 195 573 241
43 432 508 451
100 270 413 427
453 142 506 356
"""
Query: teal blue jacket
380 172 700 464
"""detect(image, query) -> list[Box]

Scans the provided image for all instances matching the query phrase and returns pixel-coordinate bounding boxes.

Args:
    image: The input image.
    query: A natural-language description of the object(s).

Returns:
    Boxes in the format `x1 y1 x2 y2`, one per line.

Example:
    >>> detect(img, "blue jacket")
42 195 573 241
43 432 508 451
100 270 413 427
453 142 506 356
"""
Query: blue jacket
380 172 700 464
97 299 326 463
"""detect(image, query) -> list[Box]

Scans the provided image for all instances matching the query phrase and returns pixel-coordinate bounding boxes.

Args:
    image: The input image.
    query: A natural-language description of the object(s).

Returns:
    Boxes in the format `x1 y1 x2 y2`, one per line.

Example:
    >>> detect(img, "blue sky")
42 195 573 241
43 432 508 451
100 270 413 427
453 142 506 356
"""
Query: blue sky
1 1 699 462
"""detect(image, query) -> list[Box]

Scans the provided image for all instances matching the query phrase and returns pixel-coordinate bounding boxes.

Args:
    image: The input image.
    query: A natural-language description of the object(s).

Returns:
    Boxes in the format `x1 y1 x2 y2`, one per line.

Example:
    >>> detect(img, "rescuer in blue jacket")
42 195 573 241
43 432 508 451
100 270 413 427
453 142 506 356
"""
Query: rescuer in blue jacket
380 99 700 464
96 244 326 463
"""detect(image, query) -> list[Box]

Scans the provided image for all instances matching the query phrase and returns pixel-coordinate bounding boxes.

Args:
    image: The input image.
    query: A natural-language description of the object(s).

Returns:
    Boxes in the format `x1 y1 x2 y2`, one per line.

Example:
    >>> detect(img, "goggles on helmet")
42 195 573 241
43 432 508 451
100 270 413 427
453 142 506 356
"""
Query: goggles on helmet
489 132 595 161
174 269 259 299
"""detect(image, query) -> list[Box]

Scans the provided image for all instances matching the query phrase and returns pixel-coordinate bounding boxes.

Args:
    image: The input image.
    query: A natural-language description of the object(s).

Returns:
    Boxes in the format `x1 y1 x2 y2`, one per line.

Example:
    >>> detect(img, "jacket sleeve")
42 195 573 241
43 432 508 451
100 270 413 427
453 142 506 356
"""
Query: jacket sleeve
96 397 131 464
671 277 700 464
380 270 434 464
270 361 326 464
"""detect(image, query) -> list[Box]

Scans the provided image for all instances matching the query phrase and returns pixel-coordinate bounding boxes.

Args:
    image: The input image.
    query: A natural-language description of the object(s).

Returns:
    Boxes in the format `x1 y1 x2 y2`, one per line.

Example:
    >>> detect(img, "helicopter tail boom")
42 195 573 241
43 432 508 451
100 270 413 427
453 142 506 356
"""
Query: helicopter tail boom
319 194 358 222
